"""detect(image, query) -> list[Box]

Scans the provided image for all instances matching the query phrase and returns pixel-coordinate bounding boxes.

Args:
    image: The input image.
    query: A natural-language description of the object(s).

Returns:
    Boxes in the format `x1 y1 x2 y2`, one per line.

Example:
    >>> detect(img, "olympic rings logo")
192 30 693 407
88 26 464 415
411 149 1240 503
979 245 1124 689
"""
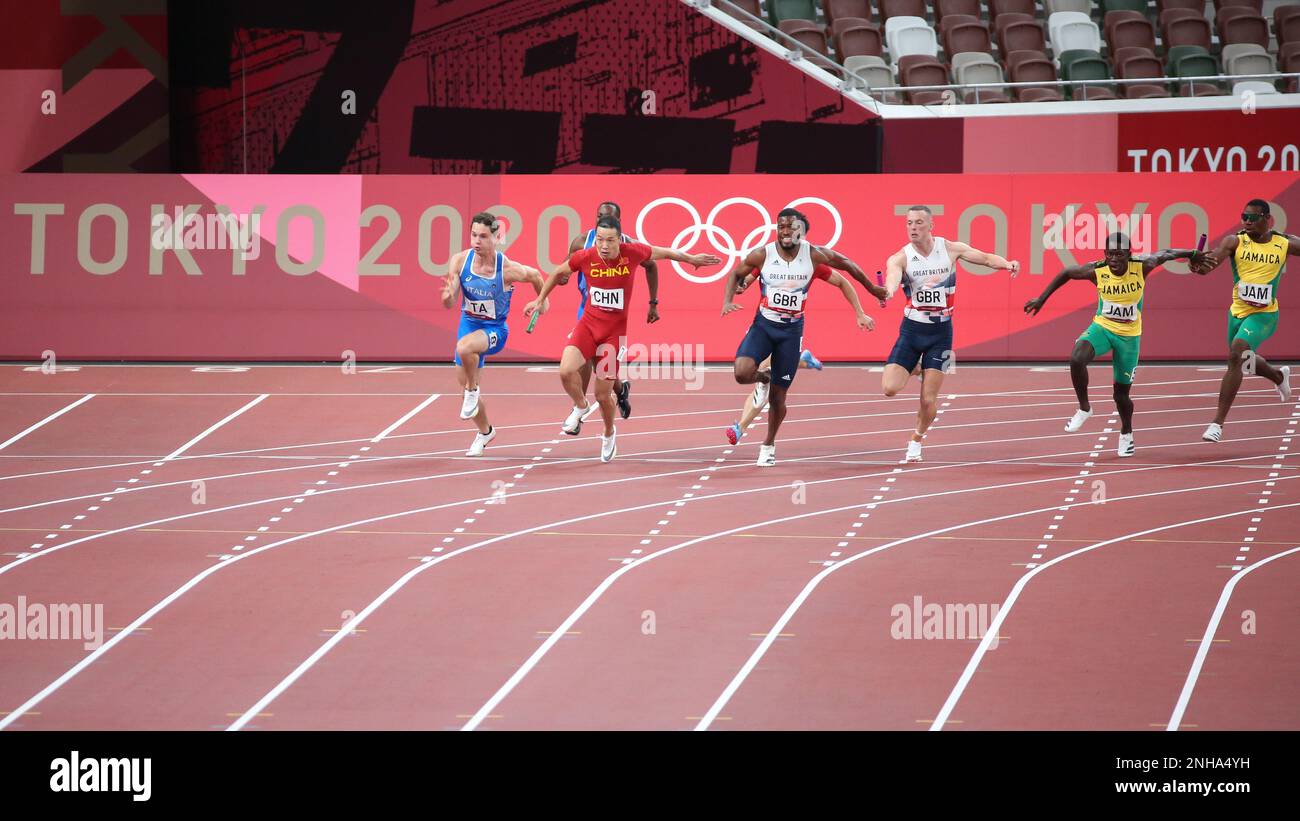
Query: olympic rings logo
633 196 844 284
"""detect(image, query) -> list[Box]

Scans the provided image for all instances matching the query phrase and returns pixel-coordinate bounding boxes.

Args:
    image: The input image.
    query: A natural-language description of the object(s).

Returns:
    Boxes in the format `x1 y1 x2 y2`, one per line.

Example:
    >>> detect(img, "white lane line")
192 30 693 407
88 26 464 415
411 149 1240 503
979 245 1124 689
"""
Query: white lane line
0 395 95 451
0 379 1259 482
1167 545 1300 731
929 503 1300 732
699 484 1300 733
233 442 1292 731
163 395 269 461
9 395 1282 518
370 394 440 443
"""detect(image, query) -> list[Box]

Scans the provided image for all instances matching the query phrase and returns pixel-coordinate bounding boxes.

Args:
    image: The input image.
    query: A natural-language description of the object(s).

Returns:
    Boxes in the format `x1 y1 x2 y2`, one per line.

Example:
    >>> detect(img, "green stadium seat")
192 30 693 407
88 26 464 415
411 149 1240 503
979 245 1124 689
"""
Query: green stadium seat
770 0 820 26
1059 49 1113 99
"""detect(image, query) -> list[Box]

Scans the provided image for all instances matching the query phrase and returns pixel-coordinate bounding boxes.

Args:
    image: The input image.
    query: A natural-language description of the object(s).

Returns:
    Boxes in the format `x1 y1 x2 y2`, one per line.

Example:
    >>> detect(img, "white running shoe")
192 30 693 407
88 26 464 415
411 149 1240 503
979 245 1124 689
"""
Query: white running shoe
905 439 923 462
1064 407 1093 432
1117 432 1135 457
459 388 481 419
1277 365 1292 402
580 403 599 422
563 404 591 436
1202 423 1222 442
751 379 770 409
600 427 617 462
757 444 776 466
466 426 496 456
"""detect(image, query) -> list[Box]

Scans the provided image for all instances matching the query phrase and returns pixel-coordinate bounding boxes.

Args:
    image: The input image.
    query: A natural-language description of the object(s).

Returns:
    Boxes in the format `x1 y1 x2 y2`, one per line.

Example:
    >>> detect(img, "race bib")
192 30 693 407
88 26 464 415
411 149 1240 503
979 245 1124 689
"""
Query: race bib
912 287 946 309
768 288 806 313
464 298 496 319
589 286 625 311
1238 281 1274 307
1101 300 1137 322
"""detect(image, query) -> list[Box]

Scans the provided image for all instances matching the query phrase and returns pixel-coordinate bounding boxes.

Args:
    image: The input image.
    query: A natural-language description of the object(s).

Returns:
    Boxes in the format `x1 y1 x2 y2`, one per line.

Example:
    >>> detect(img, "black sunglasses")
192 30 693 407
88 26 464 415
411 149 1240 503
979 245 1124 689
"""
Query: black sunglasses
1241 212 1267 222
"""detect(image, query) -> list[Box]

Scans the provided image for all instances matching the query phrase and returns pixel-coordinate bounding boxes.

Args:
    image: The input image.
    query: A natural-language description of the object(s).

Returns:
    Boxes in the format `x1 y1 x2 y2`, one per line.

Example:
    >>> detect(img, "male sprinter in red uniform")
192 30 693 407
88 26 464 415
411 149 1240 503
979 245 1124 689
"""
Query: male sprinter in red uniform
565 201 658 419
523 215 720 462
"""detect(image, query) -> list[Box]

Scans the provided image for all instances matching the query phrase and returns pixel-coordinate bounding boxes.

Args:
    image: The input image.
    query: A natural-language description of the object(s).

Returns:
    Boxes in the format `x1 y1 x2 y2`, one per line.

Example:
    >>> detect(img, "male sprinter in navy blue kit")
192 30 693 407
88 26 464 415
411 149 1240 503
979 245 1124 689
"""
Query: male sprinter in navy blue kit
722 208 884 466
563 201 658 420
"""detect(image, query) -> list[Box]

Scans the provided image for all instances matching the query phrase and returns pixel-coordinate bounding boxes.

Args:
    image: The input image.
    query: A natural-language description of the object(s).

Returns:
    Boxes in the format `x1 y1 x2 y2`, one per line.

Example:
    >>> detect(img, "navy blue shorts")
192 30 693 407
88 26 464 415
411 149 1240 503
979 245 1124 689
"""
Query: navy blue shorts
455 315 509 366
887 317 953 373
737 313 803 388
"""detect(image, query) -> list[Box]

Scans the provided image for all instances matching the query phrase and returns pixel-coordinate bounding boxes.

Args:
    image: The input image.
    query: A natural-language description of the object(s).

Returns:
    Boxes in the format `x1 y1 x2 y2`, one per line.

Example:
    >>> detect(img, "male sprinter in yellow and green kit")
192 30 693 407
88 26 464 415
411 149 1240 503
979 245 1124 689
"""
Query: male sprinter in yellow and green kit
1024 232 1202 457
1191 199 1299 442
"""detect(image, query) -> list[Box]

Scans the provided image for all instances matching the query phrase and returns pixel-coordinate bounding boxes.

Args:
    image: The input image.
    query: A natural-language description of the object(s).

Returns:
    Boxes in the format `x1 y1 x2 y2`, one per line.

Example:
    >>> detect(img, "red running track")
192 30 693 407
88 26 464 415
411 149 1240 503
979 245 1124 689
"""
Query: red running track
0 363 1295 731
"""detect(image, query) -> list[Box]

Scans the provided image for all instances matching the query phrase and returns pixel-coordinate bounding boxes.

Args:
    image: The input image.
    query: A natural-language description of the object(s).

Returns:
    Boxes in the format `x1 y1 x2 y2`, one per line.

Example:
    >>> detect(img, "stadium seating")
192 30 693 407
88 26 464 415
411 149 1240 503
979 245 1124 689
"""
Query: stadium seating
779 18 830 55
886 15 940 57
824 0 873 23
768 0 819 26
832 17 884 59
707 0 1300 106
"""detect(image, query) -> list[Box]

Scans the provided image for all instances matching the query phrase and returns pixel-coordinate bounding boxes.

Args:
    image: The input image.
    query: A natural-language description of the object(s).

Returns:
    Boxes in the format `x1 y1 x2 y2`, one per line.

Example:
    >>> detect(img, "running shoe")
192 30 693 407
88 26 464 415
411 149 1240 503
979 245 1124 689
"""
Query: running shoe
600 427 617 462
1064 407 1093 432
756 444 776 466
800 349 823 371
459 388 481 419
905 439 923 462
752 377 770 410
466 426 496 457
563 404 591 436
1202 423 1222 442
1117 432 1135 457
1277 365 1292 402
616 379 632 419
726 422 743 445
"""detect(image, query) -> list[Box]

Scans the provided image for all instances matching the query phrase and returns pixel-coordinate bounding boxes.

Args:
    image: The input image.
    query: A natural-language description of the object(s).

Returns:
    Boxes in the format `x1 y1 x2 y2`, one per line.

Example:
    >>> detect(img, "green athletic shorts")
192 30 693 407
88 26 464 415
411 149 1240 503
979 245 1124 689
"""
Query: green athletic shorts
1078 322 1140 385
1227 310 1278 349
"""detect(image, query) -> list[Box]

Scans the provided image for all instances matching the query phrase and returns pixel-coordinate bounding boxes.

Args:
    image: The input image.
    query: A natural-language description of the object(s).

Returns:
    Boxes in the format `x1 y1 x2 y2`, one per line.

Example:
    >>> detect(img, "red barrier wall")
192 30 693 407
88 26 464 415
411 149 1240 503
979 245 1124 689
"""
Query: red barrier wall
3 172 1298 361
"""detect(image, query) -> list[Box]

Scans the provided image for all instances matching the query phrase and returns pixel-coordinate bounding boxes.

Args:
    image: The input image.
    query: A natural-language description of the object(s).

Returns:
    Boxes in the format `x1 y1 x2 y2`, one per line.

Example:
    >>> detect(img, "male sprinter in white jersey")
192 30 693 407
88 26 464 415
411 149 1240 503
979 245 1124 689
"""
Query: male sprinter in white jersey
442 212 548 456
1024 232 1202 456
563 201 658 420
1190 199 1299 442
883 205 1019 463
723 208 883 466
723 213 834 445
524 216 719 462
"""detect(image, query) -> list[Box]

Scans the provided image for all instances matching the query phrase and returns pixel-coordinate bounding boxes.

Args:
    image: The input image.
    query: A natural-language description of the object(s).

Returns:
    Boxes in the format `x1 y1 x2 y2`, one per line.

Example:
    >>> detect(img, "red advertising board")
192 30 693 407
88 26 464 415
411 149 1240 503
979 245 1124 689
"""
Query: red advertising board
1116 108 1300 173
3 172 1298 361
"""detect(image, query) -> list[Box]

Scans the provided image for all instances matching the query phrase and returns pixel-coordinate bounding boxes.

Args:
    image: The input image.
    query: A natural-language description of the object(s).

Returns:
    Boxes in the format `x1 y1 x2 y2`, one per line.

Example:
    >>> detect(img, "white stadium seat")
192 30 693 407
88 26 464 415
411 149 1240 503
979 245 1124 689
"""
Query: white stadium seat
885 16 939 59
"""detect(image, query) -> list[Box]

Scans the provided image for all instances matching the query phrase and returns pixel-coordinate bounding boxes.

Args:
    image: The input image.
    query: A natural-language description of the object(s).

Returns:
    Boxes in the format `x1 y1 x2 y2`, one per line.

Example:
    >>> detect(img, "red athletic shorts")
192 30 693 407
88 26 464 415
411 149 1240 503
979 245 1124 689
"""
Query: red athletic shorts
567 308 627 379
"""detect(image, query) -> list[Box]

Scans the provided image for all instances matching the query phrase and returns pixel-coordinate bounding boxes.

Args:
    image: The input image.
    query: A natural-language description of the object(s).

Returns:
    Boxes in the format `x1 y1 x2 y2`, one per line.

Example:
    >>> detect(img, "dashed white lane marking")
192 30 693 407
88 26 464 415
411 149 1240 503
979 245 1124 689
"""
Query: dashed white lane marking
1022 414 1112 569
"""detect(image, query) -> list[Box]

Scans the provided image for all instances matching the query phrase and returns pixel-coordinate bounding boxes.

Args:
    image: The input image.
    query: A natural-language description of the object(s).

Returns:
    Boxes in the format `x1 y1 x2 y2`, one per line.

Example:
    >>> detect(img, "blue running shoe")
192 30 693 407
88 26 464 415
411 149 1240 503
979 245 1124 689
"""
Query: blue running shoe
726 422 743 445
800 349 823 370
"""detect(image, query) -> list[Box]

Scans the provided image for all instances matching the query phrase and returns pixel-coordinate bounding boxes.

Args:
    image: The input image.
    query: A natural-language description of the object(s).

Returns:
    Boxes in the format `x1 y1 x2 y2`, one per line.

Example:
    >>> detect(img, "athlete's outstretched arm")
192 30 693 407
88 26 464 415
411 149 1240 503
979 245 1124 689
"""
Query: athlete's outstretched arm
1190 234 1239 274
1142 248 1203 276
813 246 887 300
1023 264 1096 315
441 251 465 309
947 240 1020 277
723 247 766 316
523 261 571 317
826 271 874 331
503 260 549 314
642 258 660 324
649 245 722 269
883 249 906 299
